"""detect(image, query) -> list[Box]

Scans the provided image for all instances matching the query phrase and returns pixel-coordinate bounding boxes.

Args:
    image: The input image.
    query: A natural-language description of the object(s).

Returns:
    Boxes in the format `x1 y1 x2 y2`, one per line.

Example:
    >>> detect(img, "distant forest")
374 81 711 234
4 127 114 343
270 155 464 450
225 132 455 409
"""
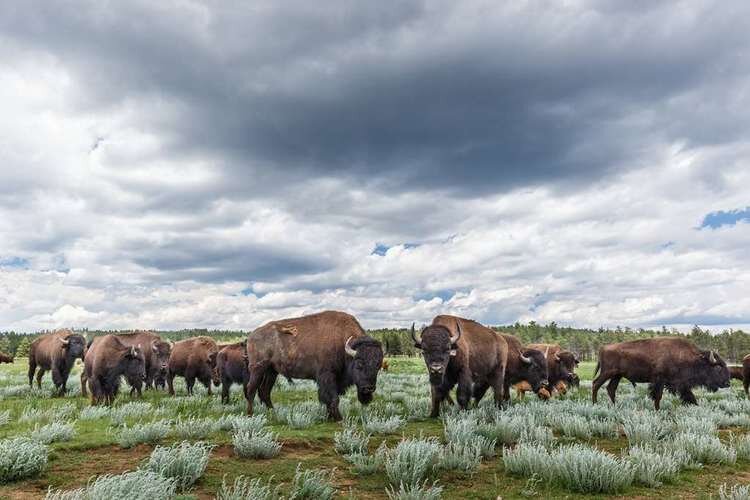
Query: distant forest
1 322 749 363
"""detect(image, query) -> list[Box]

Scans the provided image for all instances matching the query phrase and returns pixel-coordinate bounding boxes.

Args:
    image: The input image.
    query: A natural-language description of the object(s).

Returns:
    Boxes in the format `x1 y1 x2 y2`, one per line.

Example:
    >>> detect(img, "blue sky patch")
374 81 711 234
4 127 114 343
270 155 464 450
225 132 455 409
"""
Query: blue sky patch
0 256 29 269
700 207 750 229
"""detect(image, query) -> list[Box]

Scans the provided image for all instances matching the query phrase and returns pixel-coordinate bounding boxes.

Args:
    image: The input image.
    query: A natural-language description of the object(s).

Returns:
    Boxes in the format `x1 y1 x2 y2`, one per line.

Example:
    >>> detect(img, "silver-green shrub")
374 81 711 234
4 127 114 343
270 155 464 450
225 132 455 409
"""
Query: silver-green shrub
627 444 681 486
0 437 48 483
333 427 370 455
30 421 76 444
173 416 219 440
44 470 177 500
288 465 335 500
384 437 441 488
385 480 443 500
232 429 282 459
142 441 213 491
116 421 170 448
719 483 750 500
216 475 281 500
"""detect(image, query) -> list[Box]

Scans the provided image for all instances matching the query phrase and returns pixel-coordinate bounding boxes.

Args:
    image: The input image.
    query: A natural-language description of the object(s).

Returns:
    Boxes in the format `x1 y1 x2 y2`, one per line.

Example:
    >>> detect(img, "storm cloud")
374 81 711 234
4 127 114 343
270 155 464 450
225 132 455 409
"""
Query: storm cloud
0 0 749 331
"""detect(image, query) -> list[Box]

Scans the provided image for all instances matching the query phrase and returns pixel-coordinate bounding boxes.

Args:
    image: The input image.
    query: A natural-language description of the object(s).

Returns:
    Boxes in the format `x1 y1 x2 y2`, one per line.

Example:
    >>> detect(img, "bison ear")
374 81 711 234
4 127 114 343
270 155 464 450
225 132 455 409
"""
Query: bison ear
276 323 298 336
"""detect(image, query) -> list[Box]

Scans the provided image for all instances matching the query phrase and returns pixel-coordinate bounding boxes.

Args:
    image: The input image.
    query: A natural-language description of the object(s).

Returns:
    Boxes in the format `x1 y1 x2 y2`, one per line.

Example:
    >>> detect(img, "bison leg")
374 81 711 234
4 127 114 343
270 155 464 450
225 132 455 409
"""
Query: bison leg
678 388 698 406
473 381 490 405
52 368 66 396
80 372 88 397
36 368 46 389
456 374 472 411
198 375 212 395
429 385 444 418
185 376 196 396
744 377 749 397
221 379 232 404
649 382 664 410
28 359 36 387
258 370 278 409
167 371 176 396
489 374 505 410
316 371 342 421
606 376 622 404
244 362 269 416
591 372 611 404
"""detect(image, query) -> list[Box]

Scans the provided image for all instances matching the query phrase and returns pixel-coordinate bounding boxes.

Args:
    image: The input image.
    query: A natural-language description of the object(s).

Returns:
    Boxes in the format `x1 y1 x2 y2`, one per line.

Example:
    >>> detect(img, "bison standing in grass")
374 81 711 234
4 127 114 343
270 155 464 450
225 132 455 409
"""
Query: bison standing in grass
28 330 86 395
82 331 172 397
0 352 13 363
83 334 146 405
498 334 548 400
515 343 580 398
216 342 249 404
413 315 508 418
742 354 750 396
593 337 730 409
244 310 384 421
166 336 220 396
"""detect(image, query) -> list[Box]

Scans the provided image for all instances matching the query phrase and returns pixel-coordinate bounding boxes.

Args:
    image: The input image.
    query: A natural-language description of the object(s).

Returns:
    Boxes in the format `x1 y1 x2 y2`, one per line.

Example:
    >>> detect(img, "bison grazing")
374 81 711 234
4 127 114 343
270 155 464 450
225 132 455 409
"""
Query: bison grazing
0 352 13 363
593 337 730 409
498 334 548 400
413 315 508 418
166 336 220 396
245 310 384 421
216 342 249 404
83 334 146 405
28 330 87 395
515 343 580 399
81 332 172 397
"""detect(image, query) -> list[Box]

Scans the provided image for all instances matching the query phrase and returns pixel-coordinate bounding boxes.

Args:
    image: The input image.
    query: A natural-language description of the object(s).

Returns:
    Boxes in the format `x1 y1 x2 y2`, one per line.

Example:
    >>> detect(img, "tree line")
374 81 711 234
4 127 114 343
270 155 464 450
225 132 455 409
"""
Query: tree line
1 323 749 363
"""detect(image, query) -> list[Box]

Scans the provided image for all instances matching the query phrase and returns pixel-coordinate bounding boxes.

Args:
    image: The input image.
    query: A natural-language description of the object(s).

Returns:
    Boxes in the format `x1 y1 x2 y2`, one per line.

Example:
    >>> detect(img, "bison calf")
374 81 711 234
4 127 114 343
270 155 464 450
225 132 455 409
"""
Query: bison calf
167 336 220 396
245 311 384 421
216 342 249 404
83 335 146 405
28 330 87 396
593 337 730 409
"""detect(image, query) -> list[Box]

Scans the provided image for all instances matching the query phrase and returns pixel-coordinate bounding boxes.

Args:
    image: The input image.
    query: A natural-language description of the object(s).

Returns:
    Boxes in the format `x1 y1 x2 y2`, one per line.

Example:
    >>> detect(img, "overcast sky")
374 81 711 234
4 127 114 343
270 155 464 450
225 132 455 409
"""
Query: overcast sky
1 1 749 332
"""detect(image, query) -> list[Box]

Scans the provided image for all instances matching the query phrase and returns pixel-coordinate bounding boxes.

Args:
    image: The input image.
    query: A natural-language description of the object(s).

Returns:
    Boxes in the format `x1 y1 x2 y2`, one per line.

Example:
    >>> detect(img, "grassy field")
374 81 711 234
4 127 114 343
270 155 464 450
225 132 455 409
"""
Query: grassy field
0 358 749 499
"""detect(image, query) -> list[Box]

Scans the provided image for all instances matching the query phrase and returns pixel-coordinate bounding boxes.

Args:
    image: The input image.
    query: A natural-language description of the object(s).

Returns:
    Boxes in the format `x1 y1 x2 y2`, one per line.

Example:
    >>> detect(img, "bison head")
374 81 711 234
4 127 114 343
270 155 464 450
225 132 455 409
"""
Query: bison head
697 350 730 391
123 344 147 383
151 341 172 378
551 350 579 385
58 334 86 360
412 322 461 385
344 336 384 405
517 348 549 393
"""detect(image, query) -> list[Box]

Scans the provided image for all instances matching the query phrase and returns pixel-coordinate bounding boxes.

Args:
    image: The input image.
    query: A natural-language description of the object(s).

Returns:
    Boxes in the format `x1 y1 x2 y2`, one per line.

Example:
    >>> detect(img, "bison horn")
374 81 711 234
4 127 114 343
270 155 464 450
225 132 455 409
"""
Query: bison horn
519 350 532 364
543 346 549 359
130 346 137 356
152 344 159 353
709 350 717 364
410 323 422 349
58 337 70 346
450 320 462 345
554 352 561 362
345 336 357 357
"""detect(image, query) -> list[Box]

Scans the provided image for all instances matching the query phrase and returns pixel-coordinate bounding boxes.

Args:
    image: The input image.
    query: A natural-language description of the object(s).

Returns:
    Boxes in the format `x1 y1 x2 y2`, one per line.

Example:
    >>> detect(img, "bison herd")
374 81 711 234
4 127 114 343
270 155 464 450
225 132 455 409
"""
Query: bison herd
19 310 750 419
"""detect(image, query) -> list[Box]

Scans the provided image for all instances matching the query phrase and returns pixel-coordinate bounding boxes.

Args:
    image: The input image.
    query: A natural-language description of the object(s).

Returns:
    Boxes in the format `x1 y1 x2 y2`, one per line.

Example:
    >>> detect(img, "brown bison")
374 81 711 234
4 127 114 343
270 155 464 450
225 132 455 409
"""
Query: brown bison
81 331 172 397
512 380 552 400
742 354 750 396
166 336 220 396
245 310 384 421
515 343 580 398
592 337 730 409
216 342 249 404
0 352 13 363
413 315 508 418
497 334 548 400
28 330 86 395
83 334 146 405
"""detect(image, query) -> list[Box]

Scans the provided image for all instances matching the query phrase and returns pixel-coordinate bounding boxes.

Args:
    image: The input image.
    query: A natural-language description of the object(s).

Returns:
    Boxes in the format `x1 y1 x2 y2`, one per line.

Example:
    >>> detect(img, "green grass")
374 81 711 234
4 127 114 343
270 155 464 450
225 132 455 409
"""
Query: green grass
0 357 749 499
